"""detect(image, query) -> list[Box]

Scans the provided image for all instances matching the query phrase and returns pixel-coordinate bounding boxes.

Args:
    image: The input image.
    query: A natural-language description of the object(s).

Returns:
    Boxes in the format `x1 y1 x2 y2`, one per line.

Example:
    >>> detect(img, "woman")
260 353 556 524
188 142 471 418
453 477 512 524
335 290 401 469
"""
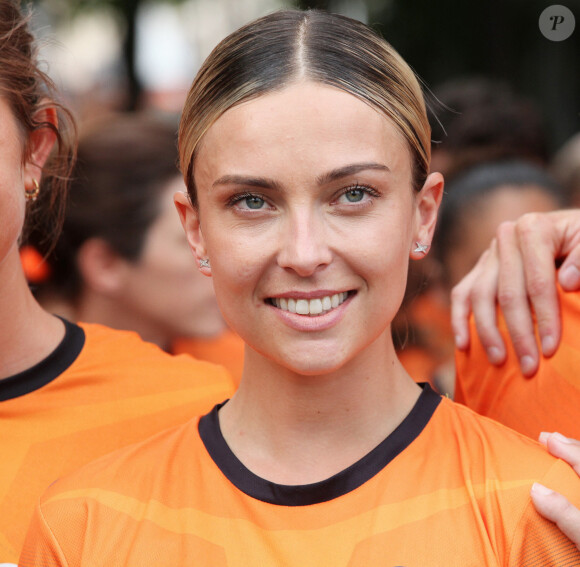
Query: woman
0 3 233 563
19 10 580 566
28 113 244 382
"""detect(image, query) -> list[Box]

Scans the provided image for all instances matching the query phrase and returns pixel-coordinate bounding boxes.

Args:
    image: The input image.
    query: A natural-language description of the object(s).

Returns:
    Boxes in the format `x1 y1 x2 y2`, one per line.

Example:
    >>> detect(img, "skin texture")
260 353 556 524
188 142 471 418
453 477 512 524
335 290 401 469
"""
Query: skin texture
0 96 63 379
532 432 580 551
176 81 443 484
451 209 580 376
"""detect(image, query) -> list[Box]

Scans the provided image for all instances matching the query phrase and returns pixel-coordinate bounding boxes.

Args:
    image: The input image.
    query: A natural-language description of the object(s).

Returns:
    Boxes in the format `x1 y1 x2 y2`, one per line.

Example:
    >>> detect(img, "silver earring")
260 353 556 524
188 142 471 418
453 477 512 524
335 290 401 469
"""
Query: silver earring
413 242 429 254
199 258 210 269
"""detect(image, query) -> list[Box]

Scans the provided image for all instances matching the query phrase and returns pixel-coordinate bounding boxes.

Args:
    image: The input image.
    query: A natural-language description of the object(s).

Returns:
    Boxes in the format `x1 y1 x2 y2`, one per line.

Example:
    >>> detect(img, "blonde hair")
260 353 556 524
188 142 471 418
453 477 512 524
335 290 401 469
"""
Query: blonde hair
179 9 430 206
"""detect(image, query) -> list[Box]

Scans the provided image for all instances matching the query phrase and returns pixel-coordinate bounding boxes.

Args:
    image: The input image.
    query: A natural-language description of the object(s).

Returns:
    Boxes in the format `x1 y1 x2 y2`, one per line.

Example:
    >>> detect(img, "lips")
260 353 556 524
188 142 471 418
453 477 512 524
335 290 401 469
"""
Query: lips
269 292 350 316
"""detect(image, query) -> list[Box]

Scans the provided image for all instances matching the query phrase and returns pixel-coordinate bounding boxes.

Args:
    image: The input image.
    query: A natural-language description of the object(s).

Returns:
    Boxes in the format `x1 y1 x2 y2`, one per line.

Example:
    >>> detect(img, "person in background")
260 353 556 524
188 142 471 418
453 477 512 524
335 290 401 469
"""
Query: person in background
26 113 244 383
19 10 580 566
431 159 565 395
551 132 580 208
0 3 233 563
450 207 580 550
395 76 550 387
428 76 549 181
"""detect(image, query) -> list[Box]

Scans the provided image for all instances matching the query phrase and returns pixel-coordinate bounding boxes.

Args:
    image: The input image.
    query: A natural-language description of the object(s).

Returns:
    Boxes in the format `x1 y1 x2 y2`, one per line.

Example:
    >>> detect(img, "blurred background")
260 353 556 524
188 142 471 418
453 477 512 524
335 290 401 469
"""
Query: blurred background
30 0 579 153
26 0 580 392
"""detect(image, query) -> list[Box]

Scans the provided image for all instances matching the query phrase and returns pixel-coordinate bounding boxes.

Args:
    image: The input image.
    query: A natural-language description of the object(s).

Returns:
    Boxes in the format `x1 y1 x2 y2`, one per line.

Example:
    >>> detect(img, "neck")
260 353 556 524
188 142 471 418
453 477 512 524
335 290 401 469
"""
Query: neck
0 249 65 379
219 329 421 485
73 291 170 351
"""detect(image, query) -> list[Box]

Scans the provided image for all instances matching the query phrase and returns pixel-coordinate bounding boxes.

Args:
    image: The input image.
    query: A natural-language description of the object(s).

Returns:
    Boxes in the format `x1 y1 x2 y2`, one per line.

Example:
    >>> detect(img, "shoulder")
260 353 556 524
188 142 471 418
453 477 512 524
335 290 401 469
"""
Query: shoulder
76 321 235 387
40 415 205 507
434 397 560 473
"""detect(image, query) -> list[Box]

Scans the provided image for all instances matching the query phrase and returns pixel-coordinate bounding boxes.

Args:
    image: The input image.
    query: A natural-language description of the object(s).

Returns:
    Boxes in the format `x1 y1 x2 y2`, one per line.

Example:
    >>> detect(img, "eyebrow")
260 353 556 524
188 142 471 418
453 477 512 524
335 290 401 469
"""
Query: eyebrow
212 175 283 190
212 162 390 190
316 162 390 185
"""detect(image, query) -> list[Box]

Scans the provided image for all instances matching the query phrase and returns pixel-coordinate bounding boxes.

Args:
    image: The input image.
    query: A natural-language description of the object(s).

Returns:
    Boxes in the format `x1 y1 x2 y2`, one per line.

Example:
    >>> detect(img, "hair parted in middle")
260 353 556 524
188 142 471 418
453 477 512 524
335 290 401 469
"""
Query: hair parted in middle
178 9 431 207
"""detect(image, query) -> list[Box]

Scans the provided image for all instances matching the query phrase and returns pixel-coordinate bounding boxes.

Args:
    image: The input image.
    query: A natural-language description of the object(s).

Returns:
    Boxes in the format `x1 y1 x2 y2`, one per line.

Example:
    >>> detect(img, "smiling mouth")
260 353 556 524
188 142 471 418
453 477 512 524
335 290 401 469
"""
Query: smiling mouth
268 291 353 316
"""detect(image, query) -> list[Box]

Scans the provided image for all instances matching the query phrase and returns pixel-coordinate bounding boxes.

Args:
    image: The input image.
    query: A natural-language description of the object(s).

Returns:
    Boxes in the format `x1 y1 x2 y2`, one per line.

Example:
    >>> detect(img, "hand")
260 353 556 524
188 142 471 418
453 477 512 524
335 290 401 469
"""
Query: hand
451 209 580 376
531 432 580 551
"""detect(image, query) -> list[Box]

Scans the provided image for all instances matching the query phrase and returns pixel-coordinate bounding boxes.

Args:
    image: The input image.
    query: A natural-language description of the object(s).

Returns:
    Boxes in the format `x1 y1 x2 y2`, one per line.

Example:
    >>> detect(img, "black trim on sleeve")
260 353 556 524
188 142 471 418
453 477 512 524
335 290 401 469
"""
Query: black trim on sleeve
199 383 442 506
0 317 85 401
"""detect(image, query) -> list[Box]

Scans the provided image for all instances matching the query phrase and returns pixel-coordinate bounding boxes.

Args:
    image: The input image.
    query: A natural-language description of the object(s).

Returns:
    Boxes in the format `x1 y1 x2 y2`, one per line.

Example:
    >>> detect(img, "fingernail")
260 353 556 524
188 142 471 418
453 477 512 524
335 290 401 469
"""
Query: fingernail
520 355 535 375
538 431 550 445
552 431 573 444
541 335 555 355
487 346 503 364
531 482 554 496
560 264 580 289
455 334 466 349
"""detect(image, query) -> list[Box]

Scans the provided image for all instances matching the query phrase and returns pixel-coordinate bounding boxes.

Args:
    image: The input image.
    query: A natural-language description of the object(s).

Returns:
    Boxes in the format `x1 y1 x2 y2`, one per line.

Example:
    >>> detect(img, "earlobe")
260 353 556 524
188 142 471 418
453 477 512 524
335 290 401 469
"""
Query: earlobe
174 191 209 272
410 172 444 260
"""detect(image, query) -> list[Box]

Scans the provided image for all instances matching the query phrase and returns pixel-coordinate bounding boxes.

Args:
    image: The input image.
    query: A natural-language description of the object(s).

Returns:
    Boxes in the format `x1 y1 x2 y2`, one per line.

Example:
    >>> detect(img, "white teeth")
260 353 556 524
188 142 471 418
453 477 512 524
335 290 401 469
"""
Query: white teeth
296 299 309 315
272 292 349 316
309 298 323 315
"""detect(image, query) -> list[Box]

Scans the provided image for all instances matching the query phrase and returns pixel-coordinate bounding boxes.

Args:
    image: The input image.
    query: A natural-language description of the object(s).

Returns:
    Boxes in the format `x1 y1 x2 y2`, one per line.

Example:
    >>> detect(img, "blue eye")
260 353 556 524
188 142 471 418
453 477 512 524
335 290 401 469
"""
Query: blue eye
228 193 268 210
244 195 265 209
344 188 365 202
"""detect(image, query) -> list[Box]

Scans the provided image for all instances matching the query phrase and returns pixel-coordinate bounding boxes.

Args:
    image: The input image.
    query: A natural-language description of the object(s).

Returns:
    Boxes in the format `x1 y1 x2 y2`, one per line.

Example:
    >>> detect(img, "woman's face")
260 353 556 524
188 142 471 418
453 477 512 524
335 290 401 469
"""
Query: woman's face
179 82 442 375
0 96 27 271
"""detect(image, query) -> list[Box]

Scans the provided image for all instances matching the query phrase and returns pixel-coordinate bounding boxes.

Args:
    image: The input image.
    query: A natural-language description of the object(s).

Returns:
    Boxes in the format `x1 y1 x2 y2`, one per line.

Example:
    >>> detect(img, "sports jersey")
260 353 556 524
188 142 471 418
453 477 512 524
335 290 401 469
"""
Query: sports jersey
19 385 580 566
0 318 234 565
172 328 245 386
455 284 580 440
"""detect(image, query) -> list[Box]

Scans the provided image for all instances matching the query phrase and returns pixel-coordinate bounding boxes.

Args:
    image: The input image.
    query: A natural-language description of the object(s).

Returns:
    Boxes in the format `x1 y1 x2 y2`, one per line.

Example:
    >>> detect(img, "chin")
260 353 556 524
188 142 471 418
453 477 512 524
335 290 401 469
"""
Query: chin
277 352 350 377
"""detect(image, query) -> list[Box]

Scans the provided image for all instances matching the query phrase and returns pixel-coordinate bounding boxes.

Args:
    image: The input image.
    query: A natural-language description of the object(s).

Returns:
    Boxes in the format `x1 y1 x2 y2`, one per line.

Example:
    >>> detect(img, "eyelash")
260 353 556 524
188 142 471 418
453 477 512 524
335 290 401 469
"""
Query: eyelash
226 191 268 208
335 183 381 203
225 184 382 210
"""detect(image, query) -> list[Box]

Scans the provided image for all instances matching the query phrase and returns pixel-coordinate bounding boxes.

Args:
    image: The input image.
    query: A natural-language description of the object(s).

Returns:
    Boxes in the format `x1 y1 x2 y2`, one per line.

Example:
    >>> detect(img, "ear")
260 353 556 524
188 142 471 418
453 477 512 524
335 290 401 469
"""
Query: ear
410 172 444 260
76 238 129 295
174 191 211 276
23 106 58 187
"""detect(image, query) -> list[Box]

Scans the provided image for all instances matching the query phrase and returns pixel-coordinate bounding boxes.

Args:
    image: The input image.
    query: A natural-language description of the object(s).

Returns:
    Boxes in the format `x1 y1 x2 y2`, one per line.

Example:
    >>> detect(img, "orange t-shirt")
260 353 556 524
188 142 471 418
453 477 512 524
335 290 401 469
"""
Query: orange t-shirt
172 329 245 386
455 285 580 440
20 385 580 566
0 318 234 564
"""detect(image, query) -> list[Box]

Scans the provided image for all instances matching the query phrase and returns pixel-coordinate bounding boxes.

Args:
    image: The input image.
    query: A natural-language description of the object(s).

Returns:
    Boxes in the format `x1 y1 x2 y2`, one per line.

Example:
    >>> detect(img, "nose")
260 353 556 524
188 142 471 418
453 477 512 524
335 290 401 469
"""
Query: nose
277 208 332 277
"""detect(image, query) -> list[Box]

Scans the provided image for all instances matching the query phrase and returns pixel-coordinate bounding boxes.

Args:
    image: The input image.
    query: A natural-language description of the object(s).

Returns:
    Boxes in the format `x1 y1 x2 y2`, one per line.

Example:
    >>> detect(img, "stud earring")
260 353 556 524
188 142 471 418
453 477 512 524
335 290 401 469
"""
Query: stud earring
199 258 210 269
413 242 429 254
25 179 40 202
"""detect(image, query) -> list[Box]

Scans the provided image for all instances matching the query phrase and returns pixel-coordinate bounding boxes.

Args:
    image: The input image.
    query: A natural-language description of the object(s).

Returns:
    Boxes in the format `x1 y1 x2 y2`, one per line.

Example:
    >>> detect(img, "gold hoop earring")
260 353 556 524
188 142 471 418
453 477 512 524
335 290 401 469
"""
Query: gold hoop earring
25 179 40 202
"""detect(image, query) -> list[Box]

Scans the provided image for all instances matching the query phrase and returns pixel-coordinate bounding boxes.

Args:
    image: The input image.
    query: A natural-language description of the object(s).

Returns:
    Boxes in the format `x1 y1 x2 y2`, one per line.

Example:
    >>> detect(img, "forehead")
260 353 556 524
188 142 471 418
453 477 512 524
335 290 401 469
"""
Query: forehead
195 82 411 183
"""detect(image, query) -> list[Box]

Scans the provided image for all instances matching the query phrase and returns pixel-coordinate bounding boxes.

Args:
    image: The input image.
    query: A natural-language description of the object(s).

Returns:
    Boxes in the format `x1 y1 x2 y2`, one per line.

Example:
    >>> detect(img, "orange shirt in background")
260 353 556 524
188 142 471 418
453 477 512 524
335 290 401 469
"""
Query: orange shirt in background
172 329 245 387
0 319 234 564
455 284 580 440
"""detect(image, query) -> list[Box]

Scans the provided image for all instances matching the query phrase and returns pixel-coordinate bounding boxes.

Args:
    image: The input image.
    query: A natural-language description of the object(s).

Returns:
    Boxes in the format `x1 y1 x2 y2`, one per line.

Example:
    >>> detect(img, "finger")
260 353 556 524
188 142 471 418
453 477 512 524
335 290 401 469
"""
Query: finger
559 256 580 291
495 221 539 376
531 484 580 551
466 243 506 365
540 432 580 475
515 213 560 357
450 265 478 351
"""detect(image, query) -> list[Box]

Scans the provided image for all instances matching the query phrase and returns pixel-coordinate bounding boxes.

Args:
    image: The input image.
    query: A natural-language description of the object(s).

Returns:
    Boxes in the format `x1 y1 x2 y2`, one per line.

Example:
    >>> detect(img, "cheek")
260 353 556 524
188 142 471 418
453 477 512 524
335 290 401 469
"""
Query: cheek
0 189 26 263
